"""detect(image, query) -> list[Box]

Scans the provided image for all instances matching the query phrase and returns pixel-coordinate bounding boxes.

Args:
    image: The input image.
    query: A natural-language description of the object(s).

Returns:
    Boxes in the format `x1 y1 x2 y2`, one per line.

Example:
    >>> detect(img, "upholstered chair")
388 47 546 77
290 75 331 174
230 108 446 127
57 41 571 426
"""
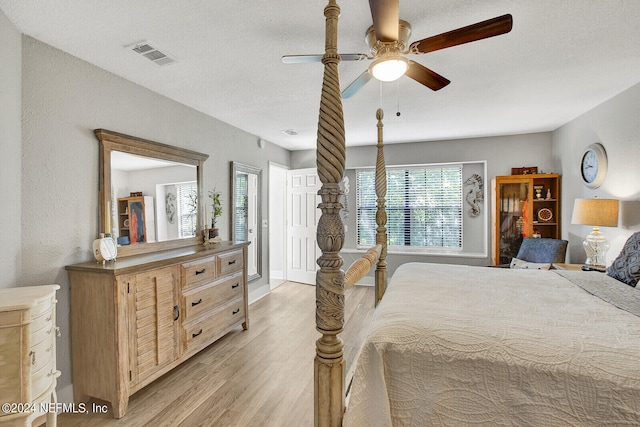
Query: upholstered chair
515 237 568 264
493 237 568 268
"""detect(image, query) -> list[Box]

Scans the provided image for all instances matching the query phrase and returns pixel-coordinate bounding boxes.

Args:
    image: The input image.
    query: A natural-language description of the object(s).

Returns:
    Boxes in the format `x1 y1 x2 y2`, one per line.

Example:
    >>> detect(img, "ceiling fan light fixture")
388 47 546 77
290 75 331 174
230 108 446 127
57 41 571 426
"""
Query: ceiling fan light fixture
370 57 409 82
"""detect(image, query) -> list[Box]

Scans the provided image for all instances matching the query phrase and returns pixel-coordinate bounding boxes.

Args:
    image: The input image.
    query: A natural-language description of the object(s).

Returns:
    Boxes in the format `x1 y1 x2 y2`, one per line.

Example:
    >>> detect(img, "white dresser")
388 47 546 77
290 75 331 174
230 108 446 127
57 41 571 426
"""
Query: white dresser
0 285 60 427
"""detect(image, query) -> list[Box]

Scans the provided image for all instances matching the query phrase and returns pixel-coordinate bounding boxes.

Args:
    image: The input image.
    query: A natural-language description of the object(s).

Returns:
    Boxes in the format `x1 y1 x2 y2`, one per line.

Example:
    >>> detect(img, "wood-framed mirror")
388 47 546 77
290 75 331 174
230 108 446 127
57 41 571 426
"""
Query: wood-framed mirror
231 162 262 282
96 129 209 258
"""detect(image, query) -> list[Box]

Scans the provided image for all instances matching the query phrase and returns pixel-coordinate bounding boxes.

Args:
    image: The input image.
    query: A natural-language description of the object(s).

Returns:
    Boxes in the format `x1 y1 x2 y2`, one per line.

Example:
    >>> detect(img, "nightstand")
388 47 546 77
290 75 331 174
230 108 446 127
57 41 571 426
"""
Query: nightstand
553 263 584 271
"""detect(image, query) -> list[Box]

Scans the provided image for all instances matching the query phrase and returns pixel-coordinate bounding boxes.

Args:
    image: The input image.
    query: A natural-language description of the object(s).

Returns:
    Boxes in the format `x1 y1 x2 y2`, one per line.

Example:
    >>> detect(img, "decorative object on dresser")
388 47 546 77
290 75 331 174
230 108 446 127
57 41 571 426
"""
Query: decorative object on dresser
492 173 560 265
66 242 249 418
571 197 619 269
207 188 223 241
0 285 60 427
92 233 117 263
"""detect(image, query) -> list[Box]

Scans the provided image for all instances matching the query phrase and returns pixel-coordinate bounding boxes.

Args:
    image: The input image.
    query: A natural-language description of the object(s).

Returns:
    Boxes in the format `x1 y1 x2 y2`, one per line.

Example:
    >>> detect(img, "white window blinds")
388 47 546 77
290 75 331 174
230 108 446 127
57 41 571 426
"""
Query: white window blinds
177 183 198 238
356 165 463 250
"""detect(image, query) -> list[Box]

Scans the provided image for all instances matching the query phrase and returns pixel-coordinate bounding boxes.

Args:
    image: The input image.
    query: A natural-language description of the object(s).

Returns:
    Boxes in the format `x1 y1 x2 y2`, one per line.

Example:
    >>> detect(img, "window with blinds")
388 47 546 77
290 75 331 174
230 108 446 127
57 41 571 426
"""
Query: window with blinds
177 183 198 238
234 173 248 241
356 165 463 251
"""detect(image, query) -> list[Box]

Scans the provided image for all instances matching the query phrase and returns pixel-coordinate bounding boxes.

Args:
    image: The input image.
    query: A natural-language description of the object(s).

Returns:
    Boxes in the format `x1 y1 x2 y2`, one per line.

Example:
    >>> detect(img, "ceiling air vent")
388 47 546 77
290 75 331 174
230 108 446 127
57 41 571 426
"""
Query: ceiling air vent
129 41 177 66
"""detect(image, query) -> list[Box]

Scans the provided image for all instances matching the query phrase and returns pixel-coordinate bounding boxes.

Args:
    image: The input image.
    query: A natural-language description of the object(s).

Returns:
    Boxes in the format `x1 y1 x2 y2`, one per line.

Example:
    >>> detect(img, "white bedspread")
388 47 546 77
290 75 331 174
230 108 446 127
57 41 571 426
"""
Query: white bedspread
344 263 640 426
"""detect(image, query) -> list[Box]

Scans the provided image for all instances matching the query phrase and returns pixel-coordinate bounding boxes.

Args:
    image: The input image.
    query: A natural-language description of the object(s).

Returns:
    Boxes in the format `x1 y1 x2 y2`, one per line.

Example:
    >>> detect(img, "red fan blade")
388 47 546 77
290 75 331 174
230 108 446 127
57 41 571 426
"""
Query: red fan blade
369 0 399 42
404 61 450 91
411 14 513 54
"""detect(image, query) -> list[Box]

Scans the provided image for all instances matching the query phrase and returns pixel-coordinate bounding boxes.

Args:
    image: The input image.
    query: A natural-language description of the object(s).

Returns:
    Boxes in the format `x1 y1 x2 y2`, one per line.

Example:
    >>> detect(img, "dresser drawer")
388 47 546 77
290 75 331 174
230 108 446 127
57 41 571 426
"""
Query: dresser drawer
31 358 56 401
30 293 55 318
181 256 217 289
31 308 54 336
30 333 55 374
31 321 56 347
217 250 243 276
183 272 244 322
183 299 244 354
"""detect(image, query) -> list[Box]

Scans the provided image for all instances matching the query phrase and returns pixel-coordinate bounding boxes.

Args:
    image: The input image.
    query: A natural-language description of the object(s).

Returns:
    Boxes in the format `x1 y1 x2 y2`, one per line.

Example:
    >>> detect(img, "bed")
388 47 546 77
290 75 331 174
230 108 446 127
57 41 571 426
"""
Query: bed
343 263 640 426
312 1 640 426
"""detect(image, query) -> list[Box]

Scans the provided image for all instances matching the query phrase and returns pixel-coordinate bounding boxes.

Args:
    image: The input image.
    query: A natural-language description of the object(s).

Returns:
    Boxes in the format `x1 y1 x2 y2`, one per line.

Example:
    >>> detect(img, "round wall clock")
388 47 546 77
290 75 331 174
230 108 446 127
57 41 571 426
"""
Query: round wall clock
580 143 608 188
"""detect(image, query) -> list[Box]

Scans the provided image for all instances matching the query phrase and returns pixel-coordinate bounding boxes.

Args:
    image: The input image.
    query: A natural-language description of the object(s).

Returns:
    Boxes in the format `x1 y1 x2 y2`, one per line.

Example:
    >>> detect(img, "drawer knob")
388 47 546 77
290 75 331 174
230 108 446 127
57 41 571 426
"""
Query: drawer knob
191 298 203 307
228 260 236 265
173 305 180 321
30 350 36 365
195 268 206 275
231 283 239 289
192 329 203 338
232 308 240 315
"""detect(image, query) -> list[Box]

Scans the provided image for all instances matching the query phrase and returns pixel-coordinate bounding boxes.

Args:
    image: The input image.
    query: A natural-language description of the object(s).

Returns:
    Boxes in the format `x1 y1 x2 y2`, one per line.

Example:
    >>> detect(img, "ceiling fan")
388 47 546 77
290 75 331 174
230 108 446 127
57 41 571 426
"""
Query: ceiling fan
282 0 513 98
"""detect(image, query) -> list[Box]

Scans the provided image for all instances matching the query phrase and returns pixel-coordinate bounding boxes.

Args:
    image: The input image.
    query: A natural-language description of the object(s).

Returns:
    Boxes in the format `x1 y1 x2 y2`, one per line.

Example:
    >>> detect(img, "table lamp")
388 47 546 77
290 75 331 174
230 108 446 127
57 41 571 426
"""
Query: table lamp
571 197 619 269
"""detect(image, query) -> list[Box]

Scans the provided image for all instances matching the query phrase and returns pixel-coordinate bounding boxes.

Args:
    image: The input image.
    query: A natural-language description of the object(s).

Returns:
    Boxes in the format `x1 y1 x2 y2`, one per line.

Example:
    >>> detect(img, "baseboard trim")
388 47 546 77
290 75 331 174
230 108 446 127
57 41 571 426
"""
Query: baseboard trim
249 284 270 304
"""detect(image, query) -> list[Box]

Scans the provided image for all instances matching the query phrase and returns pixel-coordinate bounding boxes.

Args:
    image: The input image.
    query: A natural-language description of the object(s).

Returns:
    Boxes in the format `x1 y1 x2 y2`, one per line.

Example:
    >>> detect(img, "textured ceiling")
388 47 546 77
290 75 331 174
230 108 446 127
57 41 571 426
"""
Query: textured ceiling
2 1 640 151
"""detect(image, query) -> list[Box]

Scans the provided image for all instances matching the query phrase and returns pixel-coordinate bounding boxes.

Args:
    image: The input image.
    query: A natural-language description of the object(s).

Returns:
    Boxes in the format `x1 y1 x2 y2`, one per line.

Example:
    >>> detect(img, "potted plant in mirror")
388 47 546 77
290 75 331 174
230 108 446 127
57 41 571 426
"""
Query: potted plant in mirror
208 189 223 239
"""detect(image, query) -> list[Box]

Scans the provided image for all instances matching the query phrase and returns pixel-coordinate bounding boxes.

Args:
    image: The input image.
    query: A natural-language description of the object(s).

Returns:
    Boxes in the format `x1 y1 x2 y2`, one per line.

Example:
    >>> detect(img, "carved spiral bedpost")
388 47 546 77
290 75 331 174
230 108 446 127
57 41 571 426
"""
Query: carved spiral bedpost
315 1 346 426
375 109 388 305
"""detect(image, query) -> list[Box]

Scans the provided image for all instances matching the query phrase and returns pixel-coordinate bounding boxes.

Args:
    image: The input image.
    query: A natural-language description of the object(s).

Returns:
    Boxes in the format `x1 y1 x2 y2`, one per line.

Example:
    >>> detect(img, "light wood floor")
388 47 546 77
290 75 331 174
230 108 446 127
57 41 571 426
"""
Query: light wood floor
57 282 375 426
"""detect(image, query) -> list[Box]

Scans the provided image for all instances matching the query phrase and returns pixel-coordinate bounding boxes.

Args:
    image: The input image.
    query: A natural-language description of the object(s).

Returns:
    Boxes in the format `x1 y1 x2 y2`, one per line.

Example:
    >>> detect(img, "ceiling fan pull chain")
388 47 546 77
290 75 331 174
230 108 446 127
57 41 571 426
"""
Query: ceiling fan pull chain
396 80 401 117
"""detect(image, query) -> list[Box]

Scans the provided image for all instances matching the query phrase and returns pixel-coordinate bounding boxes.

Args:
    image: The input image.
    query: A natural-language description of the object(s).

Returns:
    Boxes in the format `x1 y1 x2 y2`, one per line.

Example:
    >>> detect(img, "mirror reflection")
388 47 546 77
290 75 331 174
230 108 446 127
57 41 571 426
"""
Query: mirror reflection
96 129 207 257
231 162 262 281
110 151 198 246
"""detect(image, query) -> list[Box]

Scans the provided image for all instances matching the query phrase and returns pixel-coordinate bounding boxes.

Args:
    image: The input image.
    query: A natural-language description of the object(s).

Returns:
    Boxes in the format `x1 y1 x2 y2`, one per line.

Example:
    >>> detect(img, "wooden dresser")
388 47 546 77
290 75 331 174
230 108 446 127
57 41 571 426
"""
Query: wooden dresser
65 242 249 418
0 285 60 427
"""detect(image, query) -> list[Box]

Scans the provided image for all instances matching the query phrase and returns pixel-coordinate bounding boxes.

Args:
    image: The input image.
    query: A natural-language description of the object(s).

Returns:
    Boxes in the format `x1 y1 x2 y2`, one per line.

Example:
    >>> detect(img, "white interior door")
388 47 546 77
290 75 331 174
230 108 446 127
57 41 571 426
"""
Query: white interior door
268 163 288 288
286 168 321 284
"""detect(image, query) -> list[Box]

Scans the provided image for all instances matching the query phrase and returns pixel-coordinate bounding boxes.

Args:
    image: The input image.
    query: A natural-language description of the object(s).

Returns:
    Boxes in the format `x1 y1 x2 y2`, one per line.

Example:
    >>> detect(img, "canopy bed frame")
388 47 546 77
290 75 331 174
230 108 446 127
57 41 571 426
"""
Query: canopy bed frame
313 1 388 425
313 2 640 427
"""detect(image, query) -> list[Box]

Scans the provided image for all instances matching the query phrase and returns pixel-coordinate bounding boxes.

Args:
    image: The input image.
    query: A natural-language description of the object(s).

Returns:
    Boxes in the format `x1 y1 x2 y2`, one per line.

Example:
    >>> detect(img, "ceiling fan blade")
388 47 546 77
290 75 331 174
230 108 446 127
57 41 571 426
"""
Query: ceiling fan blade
282 55 324 64
341 70 373 99
404 61 450 91
369 0 399 42
282 53 370 64
410 14 513 54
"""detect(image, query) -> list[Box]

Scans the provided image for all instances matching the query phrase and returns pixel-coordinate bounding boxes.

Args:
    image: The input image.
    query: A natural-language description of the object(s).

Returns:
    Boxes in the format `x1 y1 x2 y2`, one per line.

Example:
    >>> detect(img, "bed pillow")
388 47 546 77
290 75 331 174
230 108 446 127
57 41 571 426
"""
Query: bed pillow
510 258 551 270
607 232 640 287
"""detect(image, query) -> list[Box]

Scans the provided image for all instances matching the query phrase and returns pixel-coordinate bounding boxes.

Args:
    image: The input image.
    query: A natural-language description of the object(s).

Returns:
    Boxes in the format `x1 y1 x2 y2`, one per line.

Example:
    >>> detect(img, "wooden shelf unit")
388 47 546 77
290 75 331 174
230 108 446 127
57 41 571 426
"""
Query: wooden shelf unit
117 196 155 244
491 173 561 265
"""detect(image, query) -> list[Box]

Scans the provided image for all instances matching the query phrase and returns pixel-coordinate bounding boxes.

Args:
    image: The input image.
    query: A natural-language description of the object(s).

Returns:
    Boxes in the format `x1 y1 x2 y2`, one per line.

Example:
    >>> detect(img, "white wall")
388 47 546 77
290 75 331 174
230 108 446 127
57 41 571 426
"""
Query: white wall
0 9 22 289
292 132 554 272
10 34 290 402
553 82 640 264
268 162 287 287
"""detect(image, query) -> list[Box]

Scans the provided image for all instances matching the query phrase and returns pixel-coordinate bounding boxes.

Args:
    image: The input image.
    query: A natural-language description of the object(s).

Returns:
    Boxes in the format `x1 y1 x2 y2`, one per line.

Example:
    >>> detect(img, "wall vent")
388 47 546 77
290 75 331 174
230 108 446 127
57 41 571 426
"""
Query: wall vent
129 41 177 66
